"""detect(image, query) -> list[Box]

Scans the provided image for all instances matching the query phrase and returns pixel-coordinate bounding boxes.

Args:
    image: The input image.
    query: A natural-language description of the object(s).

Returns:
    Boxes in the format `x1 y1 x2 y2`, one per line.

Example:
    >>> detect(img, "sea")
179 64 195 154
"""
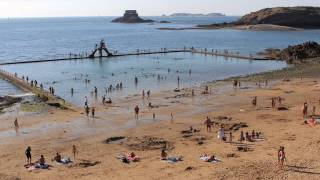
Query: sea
0 16 319 106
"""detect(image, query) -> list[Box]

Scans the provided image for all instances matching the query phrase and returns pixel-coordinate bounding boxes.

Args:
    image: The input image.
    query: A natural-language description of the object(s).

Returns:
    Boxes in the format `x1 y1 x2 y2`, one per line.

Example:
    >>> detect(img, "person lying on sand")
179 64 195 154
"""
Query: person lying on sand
160 150 183 162
200 154 221 163
117 152 140 163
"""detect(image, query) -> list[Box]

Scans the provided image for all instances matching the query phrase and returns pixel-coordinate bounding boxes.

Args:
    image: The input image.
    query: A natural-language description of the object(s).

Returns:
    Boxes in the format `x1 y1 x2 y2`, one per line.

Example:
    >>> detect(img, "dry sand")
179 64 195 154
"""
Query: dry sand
1 67 320 180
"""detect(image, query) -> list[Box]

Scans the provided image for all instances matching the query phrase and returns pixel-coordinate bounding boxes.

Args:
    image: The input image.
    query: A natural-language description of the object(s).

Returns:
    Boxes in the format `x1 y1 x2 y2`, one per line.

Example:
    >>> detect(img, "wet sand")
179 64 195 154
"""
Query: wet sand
1 63 320 179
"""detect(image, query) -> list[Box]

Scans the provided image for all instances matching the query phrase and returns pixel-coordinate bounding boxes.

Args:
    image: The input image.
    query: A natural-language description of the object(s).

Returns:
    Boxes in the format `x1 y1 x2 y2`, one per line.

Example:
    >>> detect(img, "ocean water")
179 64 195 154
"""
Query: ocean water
0 16 318 100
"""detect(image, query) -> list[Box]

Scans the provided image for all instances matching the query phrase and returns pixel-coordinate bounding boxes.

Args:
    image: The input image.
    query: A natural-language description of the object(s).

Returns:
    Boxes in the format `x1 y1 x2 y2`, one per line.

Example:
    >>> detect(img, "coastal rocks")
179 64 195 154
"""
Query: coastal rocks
0 96 22 112
280 41 320 63
126 136 173 151
104 136 126 144
237 7 320 28
112 10 154 23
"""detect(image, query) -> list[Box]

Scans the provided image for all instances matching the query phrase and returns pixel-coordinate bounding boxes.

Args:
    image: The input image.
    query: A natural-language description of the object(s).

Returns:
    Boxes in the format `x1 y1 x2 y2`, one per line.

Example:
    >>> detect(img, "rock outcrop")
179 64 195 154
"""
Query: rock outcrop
198 6 320 30
112 10 154 23
237 6 320 28
280 41 320 62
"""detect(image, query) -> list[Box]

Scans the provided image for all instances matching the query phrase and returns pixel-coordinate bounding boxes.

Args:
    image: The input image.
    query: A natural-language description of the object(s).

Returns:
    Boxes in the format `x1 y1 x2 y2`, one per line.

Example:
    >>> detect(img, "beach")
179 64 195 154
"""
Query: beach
1 61 320 179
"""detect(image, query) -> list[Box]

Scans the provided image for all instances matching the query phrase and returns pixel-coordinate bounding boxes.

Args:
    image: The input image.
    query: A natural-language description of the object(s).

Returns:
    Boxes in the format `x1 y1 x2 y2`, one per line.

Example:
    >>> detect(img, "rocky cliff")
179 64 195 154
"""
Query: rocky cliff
237 7 320 28
112 10 154 23
280 42 320 62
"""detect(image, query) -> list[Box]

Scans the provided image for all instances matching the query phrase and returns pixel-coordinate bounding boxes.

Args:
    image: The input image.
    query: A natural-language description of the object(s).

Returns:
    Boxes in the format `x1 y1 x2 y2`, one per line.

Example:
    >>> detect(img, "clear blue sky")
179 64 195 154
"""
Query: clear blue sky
0 0 319 17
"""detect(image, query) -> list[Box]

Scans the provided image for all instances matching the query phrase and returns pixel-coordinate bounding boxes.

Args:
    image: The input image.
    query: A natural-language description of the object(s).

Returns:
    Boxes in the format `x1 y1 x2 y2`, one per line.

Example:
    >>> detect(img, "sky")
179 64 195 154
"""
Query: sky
0 0 319 18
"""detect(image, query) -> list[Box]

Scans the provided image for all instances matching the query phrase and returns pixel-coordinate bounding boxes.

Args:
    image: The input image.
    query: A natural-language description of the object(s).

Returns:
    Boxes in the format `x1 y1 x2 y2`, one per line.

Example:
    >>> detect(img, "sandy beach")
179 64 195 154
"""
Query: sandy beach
1 62 320 180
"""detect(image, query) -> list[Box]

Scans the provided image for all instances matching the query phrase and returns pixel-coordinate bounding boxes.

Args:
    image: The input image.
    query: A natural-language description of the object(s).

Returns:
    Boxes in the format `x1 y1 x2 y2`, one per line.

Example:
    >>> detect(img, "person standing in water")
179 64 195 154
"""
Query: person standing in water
25 146 32 165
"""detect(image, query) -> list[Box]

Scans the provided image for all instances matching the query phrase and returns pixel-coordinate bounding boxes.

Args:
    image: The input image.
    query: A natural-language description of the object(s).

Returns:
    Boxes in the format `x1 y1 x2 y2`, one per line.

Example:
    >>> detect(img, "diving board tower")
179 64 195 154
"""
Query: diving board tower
89 40 113 58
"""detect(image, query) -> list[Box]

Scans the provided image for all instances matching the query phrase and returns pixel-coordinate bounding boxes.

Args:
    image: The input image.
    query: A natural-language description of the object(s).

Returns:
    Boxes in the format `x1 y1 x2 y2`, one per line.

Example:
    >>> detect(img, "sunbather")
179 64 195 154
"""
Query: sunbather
53 153 62 163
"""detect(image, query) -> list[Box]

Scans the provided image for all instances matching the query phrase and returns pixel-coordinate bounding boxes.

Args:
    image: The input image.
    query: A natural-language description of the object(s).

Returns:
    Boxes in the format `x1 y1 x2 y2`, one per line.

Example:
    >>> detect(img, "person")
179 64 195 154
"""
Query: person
94 87 98 94
272 97 276 108
161 149 168 160
204 116 212 132
102 96 106 105
85 105 90 117
240 131 245 142
217 127 225 141
278 146 286 169
71 88 74 95
25 146 32 165
170 113 174 123
134 105 139 119
147 90 150 98
72 145 77 160
153 113 155 120
91 107 95 117
53 152 62 163
191 89 195 96
14 118 19 129
312 106 316 116
142 90 145 98
229 132 233 143
84 96 88 106
39 155 46 166
303 102 308 118
252 96 257 106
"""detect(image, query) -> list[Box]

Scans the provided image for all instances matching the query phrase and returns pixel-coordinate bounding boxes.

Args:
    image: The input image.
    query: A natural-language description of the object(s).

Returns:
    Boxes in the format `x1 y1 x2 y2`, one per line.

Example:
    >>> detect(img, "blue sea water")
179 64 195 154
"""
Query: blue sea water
0 16 318 101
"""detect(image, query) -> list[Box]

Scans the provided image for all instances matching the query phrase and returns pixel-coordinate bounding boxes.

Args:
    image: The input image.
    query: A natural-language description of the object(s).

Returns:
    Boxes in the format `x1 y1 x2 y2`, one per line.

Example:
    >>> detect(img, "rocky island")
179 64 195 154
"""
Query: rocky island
166 13 225 17
112 10 154 23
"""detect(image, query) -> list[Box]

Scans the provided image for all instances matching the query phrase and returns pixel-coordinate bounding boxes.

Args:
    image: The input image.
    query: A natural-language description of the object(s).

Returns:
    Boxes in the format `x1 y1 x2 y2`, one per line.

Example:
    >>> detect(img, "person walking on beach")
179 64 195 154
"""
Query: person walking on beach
278 146 286 169
142 90 145 99
204 116 212 132
229 132 233 143
72 145 78 161
134 105 139 120
147 90 151 99
25 146 32 165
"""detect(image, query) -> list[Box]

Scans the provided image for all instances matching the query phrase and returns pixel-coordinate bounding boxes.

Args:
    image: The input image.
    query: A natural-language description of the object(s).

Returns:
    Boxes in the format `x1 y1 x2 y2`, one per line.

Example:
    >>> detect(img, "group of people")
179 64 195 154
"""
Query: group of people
239 130 261 142
25 145 78 169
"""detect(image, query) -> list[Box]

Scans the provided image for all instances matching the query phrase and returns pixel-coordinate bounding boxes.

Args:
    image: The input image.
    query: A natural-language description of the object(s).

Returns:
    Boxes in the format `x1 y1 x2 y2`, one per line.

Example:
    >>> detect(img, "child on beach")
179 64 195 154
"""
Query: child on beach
278 146 286 169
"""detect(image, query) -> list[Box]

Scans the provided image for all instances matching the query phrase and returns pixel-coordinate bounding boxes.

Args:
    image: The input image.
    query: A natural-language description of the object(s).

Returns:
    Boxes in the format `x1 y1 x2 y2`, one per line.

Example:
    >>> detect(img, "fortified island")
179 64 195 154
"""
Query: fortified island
112 10 154 23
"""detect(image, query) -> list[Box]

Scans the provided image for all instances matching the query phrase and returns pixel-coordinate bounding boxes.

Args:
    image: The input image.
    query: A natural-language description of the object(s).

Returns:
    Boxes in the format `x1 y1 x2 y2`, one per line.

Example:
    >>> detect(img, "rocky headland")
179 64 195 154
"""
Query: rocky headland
160 6 320 31
112 10 154 23
259 41 320 63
